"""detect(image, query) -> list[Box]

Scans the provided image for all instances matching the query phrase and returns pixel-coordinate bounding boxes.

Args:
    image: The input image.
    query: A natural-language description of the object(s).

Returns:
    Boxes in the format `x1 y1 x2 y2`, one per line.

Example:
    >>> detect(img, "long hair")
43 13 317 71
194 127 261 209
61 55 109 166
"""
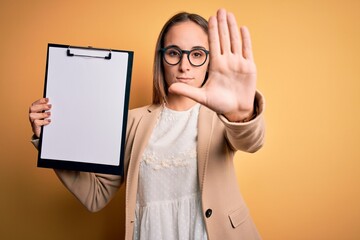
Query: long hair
152 12 208 104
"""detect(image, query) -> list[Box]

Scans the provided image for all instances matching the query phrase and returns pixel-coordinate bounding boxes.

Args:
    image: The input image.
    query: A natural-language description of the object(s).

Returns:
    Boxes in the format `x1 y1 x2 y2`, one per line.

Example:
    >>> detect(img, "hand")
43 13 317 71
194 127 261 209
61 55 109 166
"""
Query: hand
28 98 52 138
169 9 257 122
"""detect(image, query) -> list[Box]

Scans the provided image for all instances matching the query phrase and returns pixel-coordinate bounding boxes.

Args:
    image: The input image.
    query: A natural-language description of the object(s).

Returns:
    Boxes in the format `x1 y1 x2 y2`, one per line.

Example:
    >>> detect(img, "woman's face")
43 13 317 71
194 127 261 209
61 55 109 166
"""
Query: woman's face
162 21 209 90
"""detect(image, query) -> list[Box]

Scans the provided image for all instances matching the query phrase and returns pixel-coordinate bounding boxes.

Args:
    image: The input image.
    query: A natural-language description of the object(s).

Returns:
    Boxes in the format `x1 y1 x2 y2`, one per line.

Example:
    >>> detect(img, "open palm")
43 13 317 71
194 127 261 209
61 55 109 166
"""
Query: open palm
169 9 257 122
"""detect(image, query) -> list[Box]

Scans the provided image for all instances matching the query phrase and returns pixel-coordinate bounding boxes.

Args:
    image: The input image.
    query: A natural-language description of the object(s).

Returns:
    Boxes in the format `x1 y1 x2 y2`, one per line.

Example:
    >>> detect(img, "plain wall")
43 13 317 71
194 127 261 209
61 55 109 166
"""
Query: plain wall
1 0 359 239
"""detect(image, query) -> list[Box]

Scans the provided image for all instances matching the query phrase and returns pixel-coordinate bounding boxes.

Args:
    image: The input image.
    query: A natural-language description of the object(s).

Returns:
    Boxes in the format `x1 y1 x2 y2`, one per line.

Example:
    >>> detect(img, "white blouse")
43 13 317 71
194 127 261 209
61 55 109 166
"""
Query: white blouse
133 104 208 240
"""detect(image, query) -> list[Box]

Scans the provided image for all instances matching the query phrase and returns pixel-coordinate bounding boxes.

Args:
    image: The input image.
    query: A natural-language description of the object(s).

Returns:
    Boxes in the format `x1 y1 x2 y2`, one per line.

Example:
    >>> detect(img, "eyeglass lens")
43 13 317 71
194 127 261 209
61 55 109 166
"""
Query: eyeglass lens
163 47 208 66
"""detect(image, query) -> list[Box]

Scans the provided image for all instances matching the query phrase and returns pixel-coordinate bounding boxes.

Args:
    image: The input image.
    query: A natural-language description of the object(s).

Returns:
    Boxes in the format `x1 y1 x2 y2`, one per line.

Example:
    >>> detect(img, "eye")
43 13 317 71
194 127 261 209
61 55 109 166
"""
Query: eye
166 48 181 57
191 50 205 58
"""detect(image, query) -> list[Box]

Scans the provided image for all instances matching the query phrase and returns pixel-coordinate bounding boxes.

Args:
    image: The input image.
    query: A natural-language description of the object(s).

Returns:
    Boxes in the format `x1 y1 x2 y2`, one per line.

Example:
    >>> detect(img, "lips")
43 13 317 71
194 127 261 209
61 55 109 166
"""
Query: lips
176 77 194 82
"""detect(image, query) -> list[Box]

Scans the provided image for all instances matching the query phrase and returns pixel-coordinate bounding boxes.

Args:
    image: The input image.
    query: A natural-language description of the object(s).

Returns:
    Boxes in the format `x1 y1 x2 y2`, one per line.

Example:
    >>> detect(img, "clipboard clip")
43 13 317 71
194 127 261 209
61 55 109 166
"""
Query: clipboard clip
67 46 112 60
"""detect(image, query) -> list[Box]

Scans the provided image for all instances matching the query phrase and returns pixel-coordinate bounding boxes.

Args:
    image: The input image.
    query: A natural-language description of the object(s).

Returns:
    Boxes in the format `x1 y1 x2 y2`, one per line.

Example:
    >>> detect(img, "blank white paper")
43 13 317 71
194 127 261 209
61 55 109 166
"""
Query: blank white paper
40 46 129 166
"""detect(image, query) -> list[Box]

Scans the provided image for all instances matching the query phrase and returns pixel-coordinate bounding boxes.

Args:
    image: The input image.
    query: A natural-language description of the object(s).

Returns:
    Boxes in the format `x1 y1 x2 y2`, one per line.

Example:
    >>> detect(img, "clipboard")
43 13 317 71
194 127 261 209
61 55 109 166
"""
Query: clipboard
37 43 133 176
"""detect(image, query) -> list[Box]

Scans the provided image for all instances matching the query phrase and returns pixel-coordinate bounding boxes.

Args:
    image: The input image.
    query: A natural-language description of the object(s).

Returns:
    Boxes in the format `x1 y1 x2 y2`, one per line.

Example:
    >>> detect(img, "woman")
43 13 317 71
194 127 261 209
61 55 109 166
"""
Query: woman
29 9 265 240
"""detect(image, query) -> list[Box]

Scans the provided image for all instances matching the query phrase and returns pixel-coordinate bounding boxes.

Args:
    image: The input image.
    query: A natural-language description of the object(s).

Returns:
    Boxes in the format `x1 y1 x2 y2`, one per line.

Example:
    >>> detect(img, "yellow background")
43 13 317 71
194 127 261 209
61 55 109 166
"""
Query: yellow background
1 0 359 239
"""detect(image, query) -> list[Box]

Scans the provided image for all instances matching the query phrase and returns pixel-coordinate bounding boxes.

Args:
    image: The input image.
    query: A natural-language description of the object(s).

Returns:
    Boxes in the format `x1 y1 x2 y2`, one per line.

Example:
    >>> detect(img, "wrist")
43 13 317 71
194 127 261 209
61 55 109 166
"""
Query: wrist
224 100 258 123
224 109 256 122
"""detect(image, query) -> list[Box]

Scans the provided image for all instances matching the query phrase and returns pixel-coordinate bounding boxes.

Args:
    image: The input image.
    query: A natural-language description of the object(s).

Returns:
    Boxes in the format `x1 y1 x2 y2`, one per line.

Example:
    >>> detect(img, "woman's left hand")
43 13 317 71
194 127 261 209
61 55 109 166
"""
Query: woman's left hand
169 8 257 122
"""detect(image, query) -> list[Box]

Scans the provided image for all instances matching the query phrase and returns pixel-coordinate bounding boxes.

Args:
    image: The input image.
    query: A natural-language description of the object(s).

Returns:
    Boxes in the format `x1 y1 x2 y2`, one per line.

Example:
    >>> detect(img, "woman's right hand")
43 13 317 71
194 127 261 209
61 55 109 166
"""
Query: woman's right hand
28 98 52 138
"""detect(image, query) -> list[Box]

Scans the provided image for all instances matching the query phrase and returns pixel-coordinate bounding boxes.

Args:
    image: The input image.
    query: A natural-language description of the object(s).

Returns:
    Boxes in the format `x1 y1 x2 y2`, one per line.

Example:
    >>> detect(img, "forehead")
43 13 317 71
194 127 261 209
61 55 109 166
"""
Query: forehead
164 21 209 48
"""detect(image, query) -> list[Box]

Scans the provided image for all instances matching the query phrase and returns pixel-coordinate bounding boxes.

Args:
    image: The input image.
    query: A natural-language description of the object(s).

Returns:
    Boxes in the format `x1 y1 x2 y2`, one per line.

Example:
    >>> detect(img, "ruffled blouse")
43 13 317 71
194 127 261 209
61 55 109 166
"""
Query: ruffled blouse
133 104 208 240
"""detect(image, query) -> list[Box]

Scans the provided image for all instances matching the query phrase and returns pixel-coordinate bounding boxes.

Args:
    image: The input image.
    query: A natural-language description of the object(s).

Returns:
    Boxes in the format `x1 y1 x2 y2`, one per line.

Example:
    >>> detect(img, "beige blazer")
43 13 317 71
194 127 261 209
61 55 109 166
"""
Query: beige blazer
37 91 265 240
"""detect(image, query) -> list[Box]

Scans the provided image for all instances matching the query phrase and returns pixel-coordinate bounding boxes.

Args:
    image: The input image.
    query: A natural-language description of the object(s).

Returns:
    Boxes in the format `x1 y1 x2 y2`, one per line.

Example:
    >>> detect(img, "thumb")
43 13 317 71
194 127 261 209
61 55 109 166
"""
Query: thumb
168 83 207 105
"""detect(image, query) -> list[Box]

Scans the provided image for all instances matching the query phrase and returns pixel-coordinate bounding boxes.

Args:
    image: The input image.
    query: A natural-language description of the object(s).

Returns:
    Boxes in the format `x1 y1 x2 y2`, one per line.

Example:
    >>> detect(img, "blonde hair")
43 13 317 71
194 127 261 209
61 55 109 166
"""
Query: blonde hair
152 12 208 104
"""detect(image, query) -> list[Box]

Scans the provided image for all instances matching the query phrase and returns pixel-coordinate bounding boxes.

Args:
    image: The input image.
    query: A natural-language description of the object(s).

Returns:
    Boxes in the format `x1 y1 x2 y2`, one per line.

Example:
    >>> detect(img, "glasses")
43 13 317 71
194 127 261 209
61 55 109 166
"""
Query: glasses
160 46 209 67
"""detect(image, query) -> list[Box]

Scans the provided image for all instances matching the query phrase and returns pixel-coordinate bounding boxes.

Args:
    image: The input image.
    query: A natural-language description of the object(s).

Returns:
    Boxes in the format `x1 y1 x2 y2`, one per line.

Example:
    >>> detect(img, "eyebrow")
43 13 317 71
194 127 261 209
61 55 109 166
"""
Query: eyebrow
165 44 208 50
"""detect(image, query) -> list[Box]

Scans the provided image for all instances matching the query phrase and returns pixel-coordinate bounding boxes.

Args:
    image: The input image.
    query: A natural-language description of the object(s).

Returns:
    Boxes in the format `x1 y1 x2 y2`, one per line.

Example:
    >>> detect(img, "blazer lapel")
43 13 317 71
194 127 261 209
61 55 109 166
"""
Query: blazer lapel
125 105 162 225
197 106 215 192
130 105 161 169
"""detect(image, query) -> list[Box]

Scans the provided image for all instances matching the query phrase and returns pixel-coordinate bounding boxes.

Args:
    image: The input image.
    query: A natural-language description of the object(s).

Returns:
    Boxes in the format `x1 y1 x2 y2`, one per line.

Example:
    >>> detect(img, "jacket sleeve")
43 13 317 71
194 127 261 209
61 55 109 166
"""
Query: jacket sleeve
218 91 265 153
31 138 123 212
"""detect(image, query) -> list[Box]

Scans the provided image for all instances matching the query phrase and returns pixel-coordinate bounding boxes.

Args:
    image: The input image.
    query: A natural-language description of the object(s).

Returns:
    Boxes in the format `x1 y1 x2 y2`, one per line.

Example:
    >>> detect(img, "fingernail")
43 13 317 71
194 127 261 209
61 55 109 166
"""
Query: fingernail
47 104 52 109
47 119 51 122
47 112 51 116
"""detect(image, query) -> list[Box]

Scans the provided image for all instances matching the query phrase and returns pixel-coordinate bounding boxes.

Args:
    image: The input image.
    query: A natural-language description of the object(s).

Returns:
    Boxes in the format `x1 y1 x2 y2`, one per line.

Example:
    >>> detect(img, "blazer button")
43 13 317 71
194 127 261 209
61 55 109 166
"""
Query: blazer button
205 209 212 218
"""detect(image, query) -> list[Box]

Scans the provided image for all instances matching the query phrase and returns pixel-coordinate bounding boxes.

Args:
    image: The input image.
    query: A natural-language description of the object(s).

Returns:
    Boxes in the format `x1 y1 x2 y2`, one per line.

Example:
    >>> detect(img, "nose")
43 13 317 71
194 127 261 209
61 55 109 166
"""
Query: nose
178 53 191 71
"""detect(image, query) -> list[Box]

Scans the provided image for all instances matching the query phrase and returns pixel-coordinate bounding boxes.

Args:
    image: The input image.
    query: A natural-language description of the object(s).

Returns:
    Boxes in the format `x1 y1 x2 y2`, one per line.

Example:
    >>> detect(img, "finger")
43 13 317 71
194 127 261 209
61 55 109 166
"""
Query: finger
31 97 49 106
240 26 254 60
227 12 241 54
217 9 231 54
33 119 51 128
29 98 50 113
208 15 220 58
29 102 52 113
31 116 51 138
29 112 51 123
168 83 207 105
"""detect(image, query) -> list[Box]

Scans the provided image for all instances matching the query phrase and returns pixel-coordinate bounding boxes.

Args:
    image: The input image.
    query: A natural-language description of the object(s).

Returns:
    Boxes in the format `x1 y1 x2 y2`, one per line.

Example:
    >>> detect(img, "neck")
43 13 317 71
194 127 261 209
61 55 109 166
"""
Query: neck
165 94 197 111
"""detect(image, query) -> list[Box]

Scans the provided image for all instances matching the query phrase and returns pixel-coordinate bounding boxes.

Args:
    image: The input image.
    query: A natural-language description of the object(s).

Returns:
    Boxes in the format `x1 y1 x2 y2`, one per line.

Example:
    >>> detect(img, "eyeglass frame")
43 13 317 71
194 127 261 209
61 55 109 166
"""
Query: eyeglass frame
160 46 210 67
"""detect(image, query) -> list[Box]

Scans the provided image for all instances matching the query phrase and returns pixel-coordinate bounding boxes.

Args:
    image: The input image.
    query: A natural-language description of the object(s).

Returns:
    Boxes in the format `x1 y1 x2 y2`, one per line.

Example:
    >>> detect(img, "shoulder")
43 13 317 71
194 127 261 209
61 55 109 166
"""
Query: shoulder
128 104 162 123
125 104 162 143
129 105 150 116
